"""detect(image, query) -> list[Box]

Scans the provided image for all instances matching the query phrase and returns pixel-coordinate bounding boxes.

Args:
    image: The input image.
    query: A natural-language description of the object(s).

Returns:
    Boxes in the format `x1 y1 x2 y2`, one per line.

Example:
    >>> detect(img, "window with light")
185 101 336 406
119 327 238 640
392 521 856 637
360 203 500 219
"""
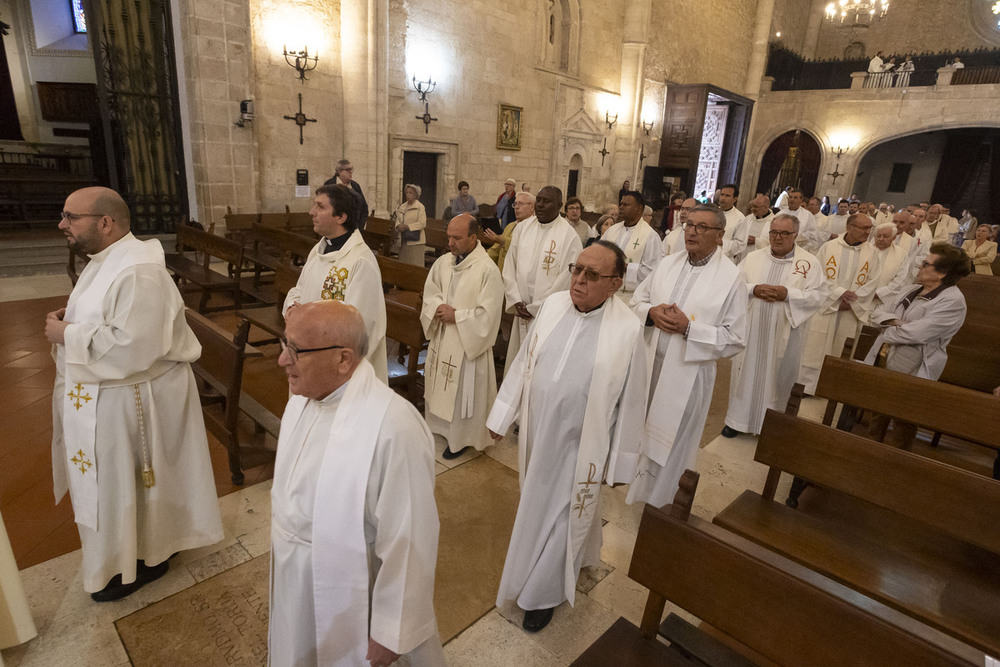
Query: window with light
71 0 87 33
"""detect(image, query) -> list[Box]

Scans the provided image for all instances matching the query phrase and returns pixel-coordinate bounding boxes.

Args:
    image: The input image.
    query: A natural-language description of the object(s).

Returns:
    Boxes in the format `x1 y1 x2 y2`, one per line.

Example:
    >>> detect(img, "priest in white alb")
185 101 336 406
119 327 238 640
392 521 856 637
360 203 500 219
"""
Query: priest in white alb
736 193 774 263
270 301 444 667
871 222 915 310
778 188 825 253
487 241 647 634
797 213 878 394
601 190 661 301
721 214 825 438
44 187 223 601
662 197 697 256
421 214 505 460
718 184 750 263
502 185 583 375
284 183 388 382
627 204 747 509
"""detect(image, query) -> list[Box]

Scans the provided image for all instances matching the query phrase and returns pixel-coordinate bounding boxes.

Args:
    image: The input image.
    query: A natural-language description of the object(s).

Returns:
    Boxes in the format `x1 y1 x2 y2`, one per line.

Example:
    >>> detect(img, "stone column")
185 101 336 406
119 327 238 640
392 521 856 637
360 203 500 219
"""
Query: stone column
801 0 825 59
744 0 777 98
620 0 652 183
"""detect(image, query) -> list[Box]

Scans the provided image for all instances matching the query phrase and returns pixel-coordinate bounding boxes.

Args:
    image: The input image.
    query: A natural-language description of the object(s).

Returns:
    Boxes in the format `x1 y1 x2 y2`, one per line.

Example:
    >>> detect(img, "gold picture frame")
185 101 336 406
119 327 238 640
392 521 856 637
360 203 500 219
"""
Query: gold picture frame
497 104 522 151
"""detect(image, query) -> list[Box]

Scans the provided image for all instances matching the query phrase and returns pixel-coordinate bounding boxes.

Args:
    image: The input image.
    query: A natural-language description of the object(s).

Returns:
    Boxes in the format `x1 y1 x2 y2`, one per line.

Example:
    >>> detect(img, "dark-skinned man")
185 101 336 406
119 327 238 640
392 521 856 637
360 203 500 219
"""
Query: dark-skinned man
601 190 662 302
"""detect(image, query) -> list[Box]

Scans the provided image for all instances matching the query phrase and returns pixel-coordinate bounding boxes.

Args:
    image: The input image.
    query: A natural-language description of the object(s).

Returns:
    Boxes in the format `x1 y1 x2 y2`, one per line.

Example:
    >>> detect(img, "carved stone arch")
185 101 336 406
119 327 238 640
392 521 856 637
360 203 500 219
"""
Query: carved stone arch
538 0 580 76
558 107 602 203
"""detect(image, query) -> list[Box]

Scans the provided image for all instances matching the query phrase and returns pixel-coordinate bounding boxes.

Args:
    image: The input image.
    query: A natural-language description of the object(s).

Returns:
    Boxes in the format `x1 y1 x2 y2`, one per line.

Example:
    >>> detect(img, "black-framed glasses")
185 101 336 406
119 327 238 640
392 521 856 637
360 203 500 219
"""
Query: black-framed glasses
568 263 617 282
61 211 105 222
279 336 344 363
768 230 795 239
919 261 940 271
683 221 723 234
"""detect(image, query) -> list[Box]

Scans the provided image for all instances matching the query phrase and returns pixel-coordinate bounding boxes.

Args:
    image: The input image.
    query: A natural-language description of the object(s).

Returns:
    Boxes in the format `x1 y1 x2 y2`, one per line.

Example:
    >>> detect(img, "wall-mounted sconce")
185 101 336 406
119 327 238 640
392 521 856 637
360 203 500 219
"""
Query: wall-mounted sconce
284 45 318 82
827 145 849 184
641 119 654 136
832 145 847 160
604 111 618 131
234 99 254 128
411 77 438 133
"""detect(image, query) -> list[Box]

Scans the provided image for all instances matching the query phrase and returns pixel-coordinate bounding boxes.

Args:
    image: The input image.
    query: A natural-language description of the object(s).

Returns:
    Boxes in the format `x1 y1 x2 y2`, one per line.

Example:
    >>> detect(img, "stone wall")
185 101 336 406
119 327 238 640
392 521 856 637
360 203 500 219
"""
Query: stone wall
740 82 1000 204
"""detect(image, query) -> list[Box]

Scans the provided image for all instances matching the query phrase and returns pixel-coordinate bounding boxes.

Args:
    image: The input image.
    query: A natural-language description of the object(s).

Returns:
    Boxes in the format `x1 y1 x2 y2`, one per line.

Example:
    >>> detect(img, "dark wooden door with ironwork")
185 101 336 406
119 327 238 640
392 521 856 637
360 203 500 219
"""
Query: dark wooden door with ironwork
86 0 188 233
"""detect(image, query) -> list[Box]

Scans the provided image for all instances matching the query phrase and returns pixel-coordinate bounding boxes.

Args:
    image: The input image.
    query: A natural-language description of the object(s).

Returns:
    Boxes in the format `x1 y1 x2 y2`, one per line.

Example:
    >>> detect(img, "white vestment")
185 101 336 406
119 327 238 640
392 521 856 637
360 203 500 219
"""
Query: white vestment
928 216 959 243
626 251 747 508
739 211 774 263
284 229 388 382
51 233 223 592
602 219 662 298
779 207 825 253
797 237 878 394
421 243 504 452
269 361 444 667
487 292 646 609
872 242 915 309
0 510 36 649
502 215 583 375
661 227 685 255
721 207 750 263
824 213 850 238
725 247 825 434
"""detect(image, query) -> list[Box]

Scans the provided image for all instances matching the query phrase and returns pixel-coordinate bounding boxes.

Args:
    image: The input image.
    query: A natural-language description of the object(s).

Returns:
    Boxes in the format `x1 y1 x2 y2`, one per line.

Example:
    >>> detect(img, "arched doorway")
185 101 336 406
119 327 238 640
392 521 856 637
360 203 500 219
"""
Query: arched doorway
755 130 821 199
567 153 583 198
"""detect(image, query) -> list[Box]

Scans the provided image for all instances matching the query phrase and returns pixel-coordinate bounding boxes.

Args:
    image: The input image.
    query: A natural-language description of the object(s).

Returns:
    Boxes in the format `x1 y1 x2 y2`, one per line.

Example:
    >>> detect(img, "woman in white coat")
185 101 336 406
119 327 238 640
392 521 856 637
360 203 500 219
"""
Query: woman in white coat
394 183 427 266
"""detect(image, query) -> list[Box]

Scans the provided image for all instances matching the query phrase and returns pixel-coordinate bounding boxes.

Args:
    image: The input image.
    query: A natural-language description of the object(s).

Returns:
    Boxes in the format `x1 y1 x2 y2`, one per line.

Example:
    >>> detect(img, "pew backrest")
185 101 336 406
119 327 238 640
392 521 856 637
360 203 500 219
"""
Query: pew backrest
377 254 429 294
176 224 243 267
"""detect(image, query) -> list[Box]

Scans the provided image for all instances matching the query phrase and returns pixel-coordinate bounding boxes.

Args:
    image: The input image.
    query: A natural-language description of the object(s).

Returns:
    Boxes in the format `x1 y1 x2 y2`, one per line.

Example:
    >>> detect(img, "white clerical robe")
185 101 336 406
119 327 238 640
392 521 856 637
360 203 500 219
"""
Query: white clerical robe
270 361 444 667
779 207 825 253
661 227 684 256
872 242 915 309
721 207 750 263
928 216 959 243
51 233 223 592
602 219 662 298
502 215 583 375
421 243 504 452
626 250 747 508
487 292 646 609
0 510 36 650
739 212 775 263
725 247 825 435
796 237 878 394
824 213 850 238
284 229 388 382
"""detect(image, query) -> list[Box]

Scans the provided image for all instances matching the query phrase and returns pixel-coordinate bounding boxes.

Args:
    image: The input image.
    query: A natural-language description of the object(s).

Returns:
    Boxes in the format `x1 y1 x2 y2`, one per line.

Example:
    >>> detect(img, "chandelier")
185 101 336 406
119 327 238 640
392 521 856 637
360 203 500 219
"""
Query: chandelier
825 0 890 30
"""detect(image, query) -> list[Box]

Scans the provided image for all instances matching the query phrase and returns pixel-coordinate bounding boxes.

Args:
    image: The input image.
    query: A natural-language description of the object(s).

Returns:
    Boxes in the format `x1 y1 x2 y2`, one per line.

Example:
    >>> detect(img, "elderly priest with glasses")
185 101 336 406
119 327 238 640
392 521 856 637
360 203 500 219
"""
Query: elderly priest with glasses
486 240 648 633
626 204 747 509
269 301 444 667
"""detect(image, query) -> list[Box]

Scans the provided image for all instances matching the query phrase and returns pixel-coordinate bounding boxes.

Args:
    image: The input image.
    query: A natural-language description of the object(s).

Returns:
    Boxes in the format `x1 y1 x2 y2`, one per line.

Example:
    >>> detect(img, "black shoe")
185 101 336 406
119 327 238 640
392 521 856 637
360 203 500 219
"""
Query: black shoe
721 425 741 438
441 446 471 460
522 607 554 633
91 560 169 602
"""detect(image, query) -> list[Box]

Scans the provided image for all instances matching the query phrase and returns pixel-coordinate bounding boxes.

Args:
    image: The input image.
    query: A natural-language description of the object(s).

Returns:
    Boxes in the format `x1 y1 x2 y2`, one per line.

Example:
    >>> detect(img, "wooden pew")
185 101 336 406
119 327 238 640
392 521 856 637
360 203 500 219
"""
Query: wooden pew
362 216 393 255
576 471 978 666
66 245 89 286
377 254 429 404
222 206 259 244
185 309 275 485
286 210 314 234
238 223 315 303
803 355 1000 480
237 262 301 344
165 224 245 313
712 410 1000 658
423 224 449 261
259 211 290 229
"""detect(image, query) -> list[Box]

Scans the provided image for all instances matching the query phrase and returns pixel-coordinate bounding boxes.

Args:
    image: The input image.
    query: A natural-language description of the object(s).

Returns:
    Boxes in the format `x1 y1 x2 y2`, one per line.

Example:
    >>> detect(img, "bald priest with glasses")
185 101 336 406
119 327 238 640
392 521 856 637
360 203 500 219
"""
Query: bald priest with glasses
486 240 648 633
626 204 747 509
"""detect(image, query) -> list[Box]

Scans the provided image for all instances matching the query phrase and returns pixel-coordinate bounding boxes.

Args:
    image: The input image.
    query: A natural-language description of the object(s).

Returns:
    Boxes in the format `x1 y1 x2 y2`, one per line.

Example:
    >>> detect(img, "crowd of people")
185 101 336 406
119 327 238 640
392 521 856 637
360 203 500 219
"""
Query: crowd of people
41 168 984 666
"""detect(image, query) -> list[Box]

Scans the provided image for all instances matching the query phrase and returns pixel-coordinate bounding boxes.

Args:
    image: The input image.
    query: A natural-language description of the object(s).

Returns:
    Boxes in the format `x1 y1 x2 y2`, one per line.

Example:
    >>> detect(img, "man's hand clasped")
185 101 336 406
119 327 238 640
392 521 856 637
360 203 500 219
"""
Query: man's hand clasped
45 308 69 344
649 303 689 335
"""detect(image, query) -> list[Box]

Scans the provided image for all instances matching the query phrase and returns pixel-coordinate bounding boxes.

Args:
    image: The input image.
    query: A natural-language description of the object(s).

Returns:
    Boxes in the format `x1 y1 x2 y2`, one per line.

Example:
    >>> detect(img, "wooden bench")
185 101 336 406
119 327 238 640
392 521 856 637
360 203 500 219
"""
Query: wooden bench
165 224 245 313
238 223 315 302
185 310 276 485
423 225 449 261
800 355 1000 480
361 216 394 255
377 254 429 404
576 470 978 666
222 206 259 244
712 410 1000 658
286 210 314 234
66 245 90 286
237 262 301 344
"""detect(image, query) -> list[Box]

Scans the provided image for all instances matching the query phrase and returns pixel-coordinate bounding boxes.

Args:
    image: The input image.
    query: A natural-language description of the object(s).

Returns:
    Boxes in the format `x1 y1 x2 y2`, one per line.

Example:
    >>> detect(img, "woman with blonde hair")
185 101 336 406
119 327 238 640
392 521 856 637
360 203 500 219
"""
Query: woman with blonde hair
961 224 997 275
394 183 427 266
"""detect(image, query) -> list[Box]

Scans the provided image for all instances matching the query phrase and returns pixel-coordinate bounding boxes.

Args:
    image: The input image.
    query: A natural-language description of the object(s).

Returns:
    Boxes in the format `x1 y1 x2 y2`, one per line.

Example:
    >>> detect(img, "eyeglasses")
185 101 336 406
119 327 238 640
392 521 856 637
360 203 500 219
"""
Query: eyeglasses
768 230 796 239
679 206 695 212
568 263 617 282
683 222 723 234
61 212 105 222
919 261 940 270
279 336 344 363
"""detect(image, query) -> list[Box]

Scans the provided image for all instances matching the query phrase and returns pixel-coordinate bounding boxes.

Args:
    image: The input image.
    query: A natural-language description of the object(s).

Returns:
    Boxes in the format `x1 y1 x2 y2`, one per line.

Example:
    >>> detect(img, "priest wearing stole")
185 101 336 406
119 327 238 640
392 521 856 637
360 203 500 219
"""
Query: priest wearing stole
601 190 661 301
797 213 878 395
871 222 916 310
44 187 223 601
421 214 504 460
501 185 583 376
722 214 824 438
626 205 747 508
284 183 388 382
486 241 647 633
270 301 444 667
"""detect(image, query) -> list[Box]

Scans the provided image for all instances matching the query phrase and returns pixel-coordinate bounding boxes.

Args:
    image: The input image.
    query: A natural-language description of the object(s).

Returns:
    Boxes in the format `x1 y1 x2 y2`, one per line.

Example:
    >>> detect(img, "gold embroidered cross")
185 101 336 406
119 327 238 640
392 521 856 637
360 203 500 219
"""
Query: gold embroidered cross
541 240 558 276
573 463 599 518
441 355 457 391
70 449 93 475
67 383 93 410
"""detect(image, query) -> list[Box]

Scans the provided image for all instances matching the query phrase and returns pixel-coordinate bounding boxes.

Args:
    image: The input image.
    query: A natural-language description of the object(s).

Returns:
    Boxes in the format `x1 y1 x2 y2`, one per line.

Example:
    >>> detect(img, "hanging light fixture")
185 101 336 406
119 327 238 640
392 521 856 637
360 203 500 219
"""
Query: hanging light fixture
824 0 890 31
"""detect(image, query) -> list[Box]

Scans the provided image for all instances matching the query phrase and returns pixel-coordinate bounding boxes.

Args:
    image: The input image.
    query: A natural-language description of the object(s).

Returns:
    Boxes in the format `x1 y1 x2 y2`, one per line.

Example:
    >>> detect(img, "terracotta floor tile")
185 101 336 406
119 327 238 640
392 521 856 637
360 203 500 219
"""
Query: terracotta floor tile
4 514 71 568
4 349 54 369
0 386 51 420
17 515 81 569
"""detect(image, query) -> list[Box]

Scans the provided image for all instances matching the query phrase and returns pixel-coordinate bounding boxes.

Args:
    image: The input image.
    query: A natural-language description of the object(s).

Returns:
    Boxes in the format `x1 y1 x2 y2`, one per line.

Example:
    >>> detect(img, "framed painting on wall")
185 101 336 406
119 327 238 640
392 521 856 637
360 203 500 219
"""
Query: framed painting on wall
497 104 522 151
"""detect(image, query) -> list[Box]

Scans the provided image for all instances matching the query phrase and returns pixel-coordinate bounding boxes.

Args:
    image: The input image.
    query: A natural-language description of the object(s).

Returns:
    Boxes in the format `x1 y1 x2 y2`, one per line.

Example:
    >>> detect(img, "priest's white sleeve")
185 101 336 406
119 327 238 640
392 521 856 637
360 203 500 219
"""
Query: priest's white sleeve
684 278 748 363
630 270 656 324
343 253 387 347
419 263 447 338
453 267 505 358
486 321 533 436
501 225 525 311
367 407 440 655
634 234 663 290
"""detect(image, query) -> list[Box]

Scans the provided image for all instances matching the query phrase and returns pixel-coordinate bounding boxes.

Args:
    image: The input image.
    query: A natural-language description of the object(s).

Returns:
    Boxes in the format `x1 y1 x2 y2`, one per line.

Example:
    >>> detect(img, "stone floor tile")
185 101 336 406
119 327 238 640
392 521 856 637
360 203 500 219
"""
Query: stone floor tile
185 542 252 583
443 610 557 667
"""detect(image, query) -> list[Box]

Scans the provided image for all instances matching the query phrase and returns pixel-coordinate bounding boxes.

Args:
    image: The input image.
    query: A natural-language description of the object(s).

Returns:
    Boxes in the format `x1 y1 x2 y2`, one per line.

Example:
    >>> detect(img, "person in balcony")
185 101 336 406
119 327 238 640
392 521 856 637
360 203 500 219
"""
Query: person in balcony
896 55 915 87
